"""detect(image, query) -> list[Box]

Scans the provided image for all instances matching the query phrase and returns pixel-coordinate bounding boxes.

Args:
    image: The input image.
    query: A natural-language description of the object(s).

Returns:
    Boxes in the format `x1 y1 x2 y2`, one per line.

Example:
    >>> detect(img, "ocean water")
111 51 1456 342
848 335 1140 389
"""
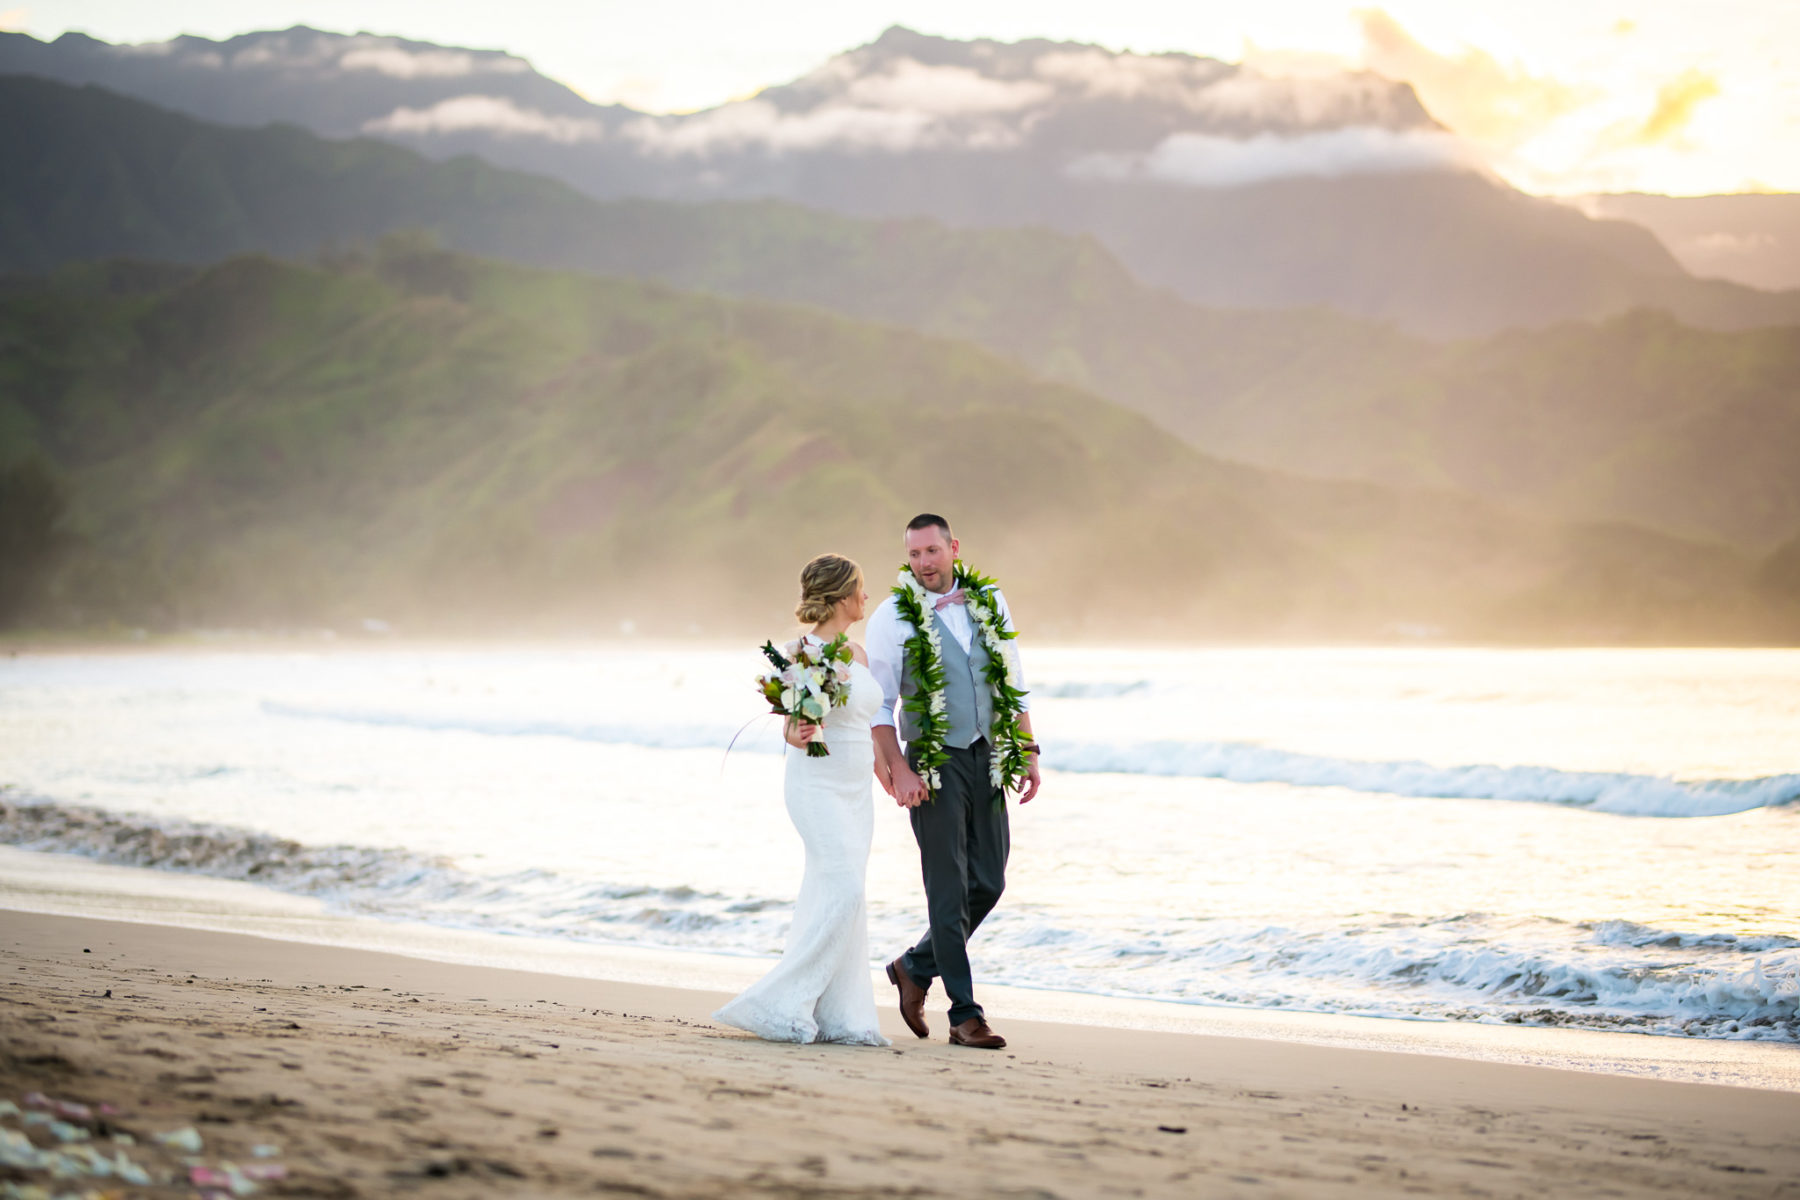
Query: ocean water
2 645 1796 1043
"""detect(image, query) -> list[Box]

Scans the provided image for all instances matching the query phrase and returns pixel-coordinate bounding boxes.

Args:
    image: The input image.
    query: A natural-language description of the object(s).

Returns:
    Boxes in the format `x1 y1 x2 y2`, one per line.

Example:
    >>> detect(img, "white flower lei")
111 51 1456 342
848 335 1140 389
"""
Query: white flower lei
892 563 1031 797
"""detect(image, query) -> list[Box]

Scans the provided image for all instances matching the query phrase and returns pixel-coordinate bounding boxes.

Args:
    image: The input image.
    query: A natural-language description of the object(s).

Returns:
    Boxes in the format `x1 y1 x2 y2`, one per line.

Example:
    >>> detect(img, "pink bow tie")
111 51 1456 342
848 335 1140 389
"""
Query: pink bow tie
933 588 966 611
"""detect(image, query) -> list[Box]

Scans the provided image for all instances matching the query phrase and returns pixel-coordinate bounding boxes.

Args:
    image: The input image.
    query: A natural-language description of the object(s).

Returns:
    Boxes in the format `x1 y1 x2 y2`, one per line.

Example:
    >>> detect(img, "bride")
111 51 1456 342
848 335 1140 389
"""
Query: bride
713 554 890 1046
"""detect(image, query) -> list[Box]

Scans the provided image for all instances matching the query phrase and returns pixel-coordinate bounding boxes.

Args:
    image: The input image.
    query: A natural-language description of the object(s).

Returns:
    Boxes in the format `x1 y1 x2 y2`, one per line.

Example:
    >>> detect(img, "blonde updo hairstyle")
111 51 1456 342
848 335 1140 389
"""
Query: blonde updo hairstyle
796 553 862 626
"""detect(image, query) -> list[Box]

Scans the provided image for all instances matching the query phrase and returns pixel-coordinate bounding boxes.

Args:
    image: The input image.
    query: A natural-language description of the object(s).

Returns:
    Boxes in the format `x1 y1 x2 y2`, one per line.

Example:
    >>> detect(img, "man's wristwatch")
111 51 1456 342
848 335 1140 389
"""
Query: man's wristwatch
1020 741 1041 755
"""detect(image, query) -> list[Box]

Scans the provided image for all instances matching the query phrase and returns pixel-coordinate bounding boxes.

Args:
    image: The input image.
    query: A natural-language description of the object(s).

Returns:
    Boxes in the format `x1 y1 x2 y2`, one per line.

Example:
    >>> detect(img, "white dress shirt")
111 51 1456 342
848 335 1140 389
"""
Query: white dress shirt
865 583 1028 732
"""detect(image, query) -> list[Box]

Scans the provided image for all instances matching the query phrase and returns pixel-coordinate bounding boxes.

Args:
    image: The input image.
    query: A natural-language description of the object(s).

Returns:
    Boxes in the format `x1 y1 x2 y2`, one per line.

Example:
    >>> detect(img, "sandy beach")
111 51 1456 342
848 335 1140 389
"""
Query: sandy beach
3 910 1797 1199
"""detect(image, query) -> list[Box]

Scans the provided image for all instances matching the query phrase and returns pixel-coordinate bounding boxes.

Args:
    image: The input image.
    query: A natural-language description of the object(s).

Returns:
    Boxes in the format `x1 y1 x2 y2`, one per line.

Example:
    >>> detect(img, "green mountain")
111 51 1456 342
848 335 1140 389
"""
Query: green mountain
6 73 1798 556
1167 311 1800 552
2 245 1789 642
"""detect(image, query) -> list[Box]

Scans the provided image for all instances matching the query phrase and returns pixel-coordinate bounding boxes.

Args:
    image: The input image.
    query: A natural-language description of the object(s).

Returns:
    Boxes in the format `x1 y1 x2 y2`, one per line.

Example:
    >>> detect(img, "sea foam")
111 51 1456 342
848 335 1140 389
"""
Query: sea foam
263 700 1799 818
1043 741 1800 818
4 797 1794 1041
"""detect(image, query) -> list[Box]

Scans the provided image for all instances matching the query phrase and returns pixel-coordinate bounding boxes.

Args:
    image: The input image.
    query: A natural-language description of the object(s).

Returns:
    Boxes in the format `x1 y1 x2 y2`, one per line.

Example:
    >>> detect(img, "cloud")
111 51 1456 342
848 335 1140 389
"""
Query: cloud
842 58 1050 115
107 30 531 80
224 41 298 68
622 47 1443 160
1032 47 1228 105
108 38 221 66
1326 11 1785 196
1185 66 1426 130
363 95 604 143
1355 8 1588 144
1689 231 1776 254
1580 68 1725 169
1068 127 1479 188
0 9 29 33
622 58 1049 156
623 99 937 155
339 45 528 79
1032 48 1423 132
1632 69 1720 146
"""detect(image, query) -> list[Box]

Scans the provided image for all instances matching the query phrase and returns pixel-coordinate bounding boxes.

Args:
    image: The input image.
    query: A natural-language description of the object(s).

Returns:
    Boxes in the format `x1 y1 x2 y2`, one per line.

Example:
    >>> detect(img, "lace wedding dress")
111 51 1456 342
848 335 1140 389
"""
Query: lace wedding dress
713 641 890 1046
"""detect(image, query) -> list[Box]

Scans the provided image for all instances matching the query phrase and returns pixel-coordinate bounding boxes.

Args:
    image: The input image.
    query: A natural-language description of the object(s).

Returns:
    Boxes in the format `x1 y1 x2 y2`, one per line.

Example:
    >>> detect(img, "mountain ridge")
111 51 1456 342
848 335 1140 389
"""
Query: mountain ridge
10 25 1799 336
1580 192 1800 292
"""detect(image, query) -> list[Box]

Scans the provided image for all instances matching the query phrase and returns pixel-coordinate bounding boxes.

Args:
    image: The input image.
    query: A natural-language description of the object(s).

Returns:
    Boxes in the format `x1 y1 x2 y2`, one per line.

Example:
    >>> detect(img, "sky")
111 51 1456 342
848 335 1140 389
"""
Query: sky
5 1 1796 196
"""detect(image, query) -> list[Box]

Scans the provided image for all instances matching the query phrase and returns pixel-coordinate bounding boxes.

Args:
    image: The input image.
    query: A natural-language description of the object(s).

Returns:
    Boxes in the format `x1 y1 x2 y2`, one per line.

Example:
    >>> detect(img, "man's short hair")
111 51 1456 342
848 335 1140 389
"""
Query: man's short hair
906 513 952 540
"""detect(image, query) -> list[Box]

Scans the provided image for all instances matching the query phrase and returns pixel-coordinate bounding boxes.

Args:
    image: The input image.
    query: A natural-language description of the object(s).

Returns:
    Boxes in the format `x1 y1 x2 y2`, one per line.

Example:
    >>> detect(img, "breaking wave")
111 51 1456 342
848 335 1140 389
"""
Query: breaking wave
3 797 1793 1041
0 795 777 942
262 700 760 754
264 701 1800 818
1045 741 1800 818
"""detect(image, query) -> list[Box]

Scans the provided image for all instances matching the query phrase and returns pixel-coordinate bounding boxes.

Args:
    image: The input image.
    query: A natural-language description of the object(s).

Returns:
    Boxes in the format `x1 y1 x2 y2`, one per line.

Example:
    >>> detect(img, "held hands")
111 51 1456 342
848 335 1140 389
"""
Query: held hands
882 755 1038 807
889 761 928 809
783 717 821 750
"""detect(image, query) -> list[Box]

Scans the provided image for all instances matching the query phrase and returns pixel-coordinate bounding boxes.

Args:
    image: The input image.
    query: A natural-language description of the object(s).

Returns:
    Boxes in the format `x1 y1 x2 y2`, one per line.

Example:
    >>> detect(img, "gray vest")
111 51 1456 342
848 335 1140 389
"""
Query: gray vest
899 608 994 750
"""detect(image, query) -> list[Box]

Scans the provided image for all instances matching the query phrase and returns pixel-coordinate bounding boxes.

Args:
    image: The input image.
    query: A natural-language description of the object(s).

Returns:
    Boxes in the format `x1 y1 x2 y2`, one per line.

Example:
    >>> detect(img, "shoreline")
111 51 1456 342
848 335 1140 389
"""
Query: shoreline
5 909 1800 1198
5 844 1800 1096
10 634 1800 655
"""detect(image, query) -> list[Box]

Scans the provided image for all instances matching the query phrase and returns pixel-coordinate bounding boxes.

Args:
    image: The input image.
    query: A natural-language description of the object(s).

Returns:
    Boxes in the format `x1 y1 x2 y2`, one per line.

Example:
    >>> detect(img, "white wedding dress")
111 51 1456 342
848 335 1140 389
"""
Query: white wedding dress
713 642 890 1046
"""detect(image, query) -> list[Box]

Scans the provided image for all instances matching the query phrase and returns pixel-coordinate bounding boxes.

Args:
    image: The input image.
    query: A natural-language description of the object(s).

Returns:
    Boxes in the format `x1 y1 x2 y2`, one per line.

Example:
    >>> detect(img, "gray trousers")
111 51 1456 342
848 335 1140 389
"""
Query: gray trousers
898 738 1009 1027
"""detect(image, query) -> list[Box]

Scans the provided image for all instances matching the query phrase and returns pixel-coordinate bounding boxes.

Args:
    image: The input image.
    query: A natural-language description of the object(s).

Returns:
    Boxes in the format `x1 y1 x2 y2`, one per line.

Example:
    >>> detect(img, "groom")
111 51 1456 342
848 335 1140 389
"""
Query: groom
867 514 1041 1050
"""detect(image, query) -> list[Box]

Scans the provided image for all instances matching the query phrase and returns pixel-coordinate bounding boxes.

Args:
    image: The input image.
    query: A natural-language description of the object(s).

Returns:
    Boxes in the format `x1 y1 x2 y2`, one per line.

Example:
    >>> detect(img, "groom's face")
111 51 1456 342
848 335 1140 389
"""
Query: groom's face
905 526 958 593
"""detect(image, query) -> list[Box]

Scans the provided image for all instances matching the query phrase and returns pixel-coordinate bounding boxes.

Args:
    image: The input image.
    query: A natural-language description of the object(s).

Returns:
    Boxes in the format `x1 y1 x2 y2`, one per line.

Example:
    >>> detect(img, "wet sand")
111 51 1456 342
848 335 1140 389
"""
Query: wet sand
4 910 1798 1198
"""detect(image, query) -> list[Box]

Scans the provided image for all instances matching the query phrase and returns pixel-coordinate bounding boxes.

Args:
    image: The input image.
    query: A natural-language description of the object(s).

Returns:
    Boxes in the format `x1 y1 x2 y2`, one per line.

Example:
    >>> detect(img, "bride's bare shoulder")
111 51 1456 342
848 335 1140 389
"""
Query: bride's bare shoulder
850 641 869 666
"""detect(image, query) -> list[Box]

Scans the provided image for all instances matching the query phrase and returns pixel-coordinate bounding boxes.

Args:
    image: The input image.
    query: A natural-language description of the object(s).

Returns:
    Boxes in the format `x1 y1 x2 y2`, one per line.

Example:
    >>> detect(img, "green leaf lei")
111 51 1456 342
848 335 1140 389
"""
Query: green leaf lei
892 562 1031 799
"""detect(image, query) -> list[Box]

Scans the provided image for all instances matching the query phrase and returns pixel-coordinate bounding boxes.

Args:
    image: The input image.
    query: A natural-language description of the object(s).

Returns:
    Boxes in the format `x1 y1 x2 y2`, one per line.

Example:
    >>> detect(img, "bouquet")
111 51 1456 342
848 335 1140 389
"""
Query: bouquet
757 634 854 756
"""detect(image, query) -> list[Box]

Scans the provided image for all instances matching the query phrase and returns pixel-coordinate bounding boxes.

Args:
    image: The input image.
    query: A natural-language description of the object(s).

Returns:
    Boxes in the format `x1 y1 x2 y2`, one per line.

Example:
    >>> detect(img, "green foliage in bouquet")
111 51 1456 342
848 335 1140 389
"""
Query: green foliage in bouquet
757 633 853 756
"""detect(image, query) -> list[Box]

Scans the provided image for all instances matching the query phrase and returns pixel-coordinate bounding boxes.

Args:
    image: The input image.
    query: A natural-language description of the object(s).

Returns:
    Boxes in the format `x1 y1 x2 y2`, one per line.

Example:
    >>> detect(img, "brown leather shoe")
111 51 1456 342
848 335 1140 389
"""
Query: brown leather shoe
886 957 929 1040
948 1017 1006 1049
